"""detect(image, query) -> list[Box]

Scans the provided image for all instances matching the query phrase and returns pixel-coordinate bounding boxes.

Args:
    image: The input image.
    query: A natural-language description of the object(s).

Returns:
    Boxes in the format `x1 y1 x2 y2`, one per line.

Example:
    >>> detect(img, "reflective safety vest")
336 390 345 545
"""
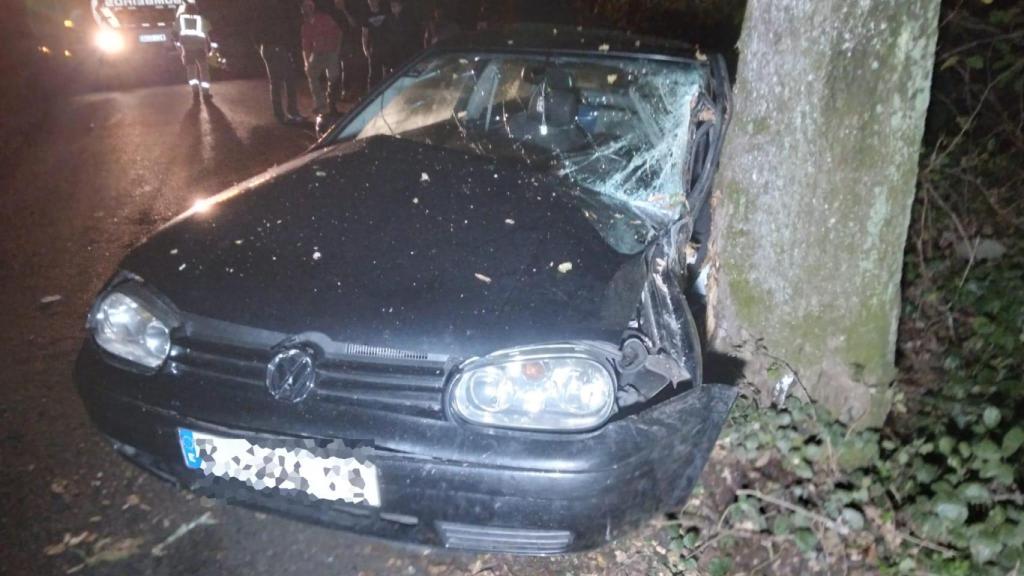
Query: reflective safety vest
178 14 207 39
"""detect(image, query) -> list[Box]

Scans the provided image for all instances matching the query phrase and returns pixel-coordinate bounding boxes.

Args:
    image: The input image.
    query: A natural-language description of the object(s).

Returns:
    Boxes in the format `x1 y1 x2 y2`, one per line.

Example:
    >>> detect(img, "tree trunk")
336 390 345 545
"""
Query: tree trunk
709 0 940 426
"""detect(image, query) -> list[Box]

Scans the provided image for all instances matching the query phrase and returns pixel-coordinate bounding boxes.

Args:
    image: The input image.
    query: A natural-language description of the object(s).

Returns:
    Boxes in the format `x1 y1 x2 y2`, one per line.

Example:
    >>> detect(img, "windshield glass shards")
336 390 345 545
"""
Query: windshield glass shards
338 53 706 220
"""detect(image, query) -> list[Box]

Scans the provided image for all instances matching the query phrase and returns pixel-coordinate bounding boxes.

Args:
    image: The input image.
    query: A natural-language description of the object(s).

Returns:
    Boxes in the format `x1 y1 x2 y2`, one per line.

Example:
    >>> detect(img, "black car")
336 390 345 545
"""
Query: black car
76 26 736 554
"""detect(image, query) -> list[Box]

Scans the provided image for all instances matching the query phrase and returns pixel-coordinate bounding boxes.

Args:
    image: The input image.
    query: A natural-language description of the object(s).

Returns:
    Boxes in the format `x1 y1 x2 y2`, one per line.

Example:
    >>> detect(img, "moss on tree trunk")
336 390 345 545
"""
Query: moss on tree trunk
710 0 940 426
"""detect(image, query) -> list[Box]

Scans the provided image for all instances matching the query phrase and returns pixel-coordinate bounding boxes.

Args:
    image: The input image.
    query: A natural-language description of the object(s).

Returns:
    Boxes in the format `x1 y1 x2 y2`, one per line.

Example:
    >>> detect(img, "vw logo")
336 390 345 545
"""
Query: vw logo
266 348 317 403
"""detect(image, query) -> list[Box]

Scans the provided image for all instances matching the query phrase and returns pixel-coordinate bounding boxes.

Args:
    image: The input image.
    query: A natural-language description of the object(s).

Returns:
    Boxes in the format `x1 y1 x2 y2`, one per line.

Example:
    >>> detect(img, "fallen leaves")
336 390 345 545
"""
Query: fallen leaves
83 537 146 565
46 532 144 574
44 531 94 556
50 479 69 496
150 511 217 557
121 494 146 511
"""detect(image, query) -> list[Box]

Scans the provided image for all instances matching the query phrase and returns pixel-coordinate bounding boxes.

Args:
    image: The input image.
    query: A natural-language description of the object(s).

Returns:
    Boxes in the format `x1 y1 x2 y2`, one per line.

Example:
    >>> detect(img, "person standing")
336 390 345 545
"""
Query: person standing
360 0 389 91
301 0 343 116
253 0 304 124
382 0 419 74
423 4 459 47
173 1 213 101
329 0 360 104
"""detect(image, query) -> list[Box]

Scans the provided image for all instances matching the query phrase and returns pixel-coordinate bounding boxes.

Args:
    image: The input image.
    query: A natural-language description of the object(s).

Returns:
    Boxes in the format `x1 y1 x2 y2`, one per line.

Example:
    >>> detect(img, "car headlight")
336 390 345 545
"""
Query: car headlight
92 291 170 368
451 347 616 431
94 30 125 54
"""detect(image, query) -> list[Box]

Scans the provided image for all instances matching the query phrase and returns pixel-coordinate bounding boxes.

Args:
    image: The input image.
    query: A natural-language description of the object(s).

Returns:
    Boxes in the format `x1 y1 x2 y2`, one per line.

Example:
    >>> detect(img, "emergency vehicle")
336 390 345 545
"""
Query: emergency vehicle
90 0 185 56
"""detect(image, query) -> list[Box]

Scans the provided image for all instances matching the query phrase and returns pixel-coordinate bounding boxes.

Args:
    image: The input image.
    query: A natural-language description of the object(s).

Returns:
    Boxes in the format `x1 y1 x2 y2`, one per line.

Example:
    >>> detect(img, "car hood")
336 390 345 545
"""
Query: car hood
123 136 645 357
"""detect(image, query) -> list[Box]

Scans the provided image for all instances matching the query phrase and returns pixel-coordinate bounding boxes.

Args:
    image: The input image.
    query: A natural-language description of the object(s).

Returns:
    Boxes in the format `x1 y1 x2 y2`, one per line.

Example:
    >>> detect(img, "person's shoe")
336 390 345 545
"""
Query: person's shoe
284 113 306 125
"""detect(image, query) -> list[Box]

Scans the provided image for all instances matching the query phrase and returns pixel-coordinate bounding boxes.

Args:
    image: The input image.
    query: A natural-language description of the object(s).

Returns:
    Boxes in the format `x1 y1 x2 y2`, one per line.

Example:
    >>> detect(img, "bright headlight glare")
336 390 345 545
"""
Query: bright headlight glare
93 292 170 368
95 30 125 54
451 350 615 431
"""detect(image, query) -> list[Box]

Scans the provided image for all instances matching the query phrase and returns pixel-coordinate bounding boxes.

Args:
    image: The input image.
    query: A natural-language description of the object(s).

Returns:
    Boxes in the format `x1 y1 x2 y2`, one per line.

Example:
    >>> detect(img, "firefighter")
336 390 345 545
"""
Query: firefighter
174 1 213 101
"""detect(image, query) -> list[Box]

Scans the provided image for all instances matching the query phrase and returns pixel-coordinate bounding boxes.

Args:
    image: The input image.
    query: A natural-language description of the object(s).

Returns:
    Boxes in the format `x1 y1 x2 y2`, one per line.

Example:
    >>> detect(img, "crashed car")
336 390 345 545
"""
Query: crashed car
76 27 735 554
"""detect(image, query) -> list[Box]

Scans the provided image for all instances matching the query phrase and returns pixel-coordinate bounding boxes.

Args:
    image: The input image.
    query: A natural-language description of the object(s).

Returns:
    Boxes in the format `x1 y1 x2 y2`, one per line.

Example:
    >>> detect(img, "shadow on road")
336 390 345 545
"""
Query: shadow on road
203 100 247 160
177 101 203 173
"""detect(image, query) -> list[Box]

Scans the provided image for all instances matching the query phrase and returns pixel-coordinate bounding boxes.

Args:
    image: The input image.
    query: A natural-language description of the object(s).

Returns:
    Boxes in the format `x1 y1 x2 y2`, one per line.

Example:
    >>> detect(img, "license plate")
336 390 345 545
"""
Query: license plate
139 33 167 43
177 428 380 507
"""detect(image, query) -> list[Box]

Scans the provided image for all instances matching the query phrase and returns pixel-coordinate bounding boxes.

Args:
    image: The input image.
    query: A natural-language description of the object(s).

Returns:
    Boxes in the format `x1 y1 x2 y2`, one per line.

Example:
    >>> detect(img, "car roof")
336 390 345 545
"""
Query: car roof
432 24 708 62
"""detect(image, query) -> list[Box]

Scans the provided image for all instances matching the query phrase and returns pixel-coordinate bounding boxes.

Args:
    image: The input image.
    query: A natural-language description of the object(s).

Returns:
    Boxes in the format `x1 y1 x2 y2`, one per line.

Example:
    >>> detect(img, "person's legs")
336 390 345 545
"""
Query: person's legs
306 52 328 114
329 52 343 107
280 48 299 117
197 54 211 95
262 45 289 120
324 50 340 112
187 63 200 94
182 46 199 95
186 64 199 84
342 44 365 100
366 54 379 92
283 61 300 117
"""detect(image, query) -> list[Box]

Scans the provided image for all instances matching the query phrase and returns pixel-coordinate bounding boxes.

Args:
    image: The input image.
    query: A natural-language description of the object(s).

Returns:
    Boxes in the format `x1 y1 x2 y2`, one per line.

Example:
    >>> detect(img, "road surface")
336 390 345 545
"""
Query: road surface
0 79 671 576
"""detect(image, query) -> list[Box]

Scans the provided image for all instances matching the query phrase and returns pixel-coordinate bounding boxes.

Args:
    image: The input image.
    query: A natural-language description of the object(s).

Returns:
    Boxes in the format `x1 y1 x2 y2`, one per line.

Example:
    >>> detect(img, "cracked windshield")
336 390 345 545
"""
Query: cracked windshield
338 53 704 220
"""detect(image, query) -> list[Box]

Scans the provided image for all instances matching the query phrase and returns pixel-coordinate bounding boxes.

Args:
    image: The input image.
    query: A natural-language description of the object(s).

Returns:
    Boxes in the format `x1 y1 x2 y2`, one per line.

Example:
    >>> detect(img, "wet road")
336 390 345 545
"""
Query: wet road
0 79 668 576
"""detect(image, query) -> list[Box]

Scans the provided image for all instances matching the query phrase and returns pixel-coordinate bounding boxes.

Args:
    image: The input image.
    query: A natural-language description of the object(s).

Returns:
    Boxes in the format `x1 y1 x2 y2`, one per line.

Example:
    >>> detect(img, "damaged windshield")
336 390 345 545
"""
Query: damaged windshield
337 53 706 224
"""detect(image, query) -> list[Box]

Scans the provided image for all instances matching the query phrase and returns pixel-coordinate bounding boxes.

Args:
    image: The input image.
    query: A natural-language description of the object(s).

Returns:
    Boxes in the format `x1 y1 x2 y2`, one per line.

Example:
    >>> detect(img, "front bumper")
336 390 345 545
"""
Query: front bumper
75 343 735 554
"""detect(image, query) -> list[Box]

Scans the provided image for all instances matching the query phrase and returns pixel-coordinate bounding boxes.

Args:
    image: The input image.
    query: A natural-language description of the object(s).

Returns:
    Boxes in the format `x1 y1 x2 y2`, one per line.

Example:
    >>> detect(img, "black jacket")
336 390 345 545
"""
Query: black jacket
383 10 420 65
251 0 301 49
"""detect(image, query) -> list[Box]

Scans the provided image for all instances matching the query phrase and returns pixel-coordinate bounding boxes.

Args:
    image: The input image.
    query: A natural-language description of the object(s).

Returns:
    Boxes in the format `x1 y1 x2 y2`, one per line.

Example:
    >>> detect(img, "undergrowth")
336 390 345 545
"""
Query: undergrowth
661 1 1024 574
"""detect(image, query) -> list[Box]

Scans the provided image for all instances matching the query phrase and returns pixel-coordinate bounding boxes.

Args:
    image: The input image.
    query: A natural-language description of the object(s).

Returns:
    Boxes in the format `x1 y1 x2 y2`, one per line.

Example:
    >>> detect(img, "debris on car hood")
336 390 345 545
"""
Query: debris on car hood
122 137 649 357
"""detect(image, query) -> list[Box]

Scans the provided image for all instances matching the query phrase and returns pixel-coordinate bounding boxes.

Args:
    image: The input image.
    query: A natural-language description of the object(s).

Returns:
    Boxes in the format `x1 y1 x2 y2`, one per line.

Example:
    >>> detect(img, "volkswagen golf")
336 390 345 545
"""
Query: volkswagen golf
76 25 736 554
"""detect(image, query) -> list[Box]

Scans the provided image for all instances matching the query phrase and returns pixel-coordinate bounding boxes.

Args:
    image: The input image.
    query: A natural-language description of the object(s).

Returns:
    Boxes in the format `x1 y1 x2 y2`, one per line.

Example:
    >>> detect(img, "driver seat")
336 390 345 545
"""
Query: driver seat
507 68 588 151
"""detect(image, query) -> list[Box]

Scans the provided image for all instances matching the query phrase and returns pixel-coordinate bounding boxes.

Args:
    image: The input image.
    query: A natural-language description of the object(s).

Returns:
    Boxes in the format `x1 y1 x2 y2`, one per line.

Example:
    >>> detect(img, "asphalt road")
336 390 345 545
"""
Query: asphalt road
0 79 667 576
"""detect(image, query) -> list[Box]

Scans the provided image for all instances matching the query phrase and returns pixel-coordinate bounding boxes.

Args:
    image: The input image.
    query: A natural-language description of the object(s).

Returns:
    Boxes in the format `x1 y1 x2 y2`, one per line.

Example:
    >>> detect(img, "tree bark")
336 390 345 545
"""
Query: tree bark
709 0 940 426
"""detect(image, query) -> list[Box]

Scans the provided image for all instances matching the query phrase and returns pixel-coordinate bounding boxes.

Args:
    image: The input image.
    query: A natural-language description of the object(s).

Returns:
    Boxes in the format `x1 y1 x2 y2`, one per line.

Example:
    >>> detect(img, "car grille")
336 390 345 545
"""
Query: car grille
436 522 574 554
169 336 450 419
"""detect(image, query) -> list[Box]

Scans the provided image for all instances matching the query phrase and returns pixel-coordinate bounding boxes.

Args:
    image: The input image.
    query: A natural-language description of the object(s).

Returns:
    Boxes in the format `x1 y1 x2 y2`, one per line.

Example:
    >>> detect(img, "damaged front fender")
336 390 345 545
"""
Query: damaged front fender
613 218 704 407
616 53 733 407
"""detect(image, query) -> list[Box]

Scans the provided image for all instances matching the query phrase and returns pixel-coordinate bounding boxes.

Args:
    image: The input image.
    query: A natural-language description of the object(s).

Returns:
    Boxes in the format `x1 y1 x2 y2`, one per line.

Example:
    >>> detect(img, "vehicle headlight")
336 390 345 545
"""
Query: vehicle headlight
94 30 125 54
451 347 616 431
92 292 170 368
